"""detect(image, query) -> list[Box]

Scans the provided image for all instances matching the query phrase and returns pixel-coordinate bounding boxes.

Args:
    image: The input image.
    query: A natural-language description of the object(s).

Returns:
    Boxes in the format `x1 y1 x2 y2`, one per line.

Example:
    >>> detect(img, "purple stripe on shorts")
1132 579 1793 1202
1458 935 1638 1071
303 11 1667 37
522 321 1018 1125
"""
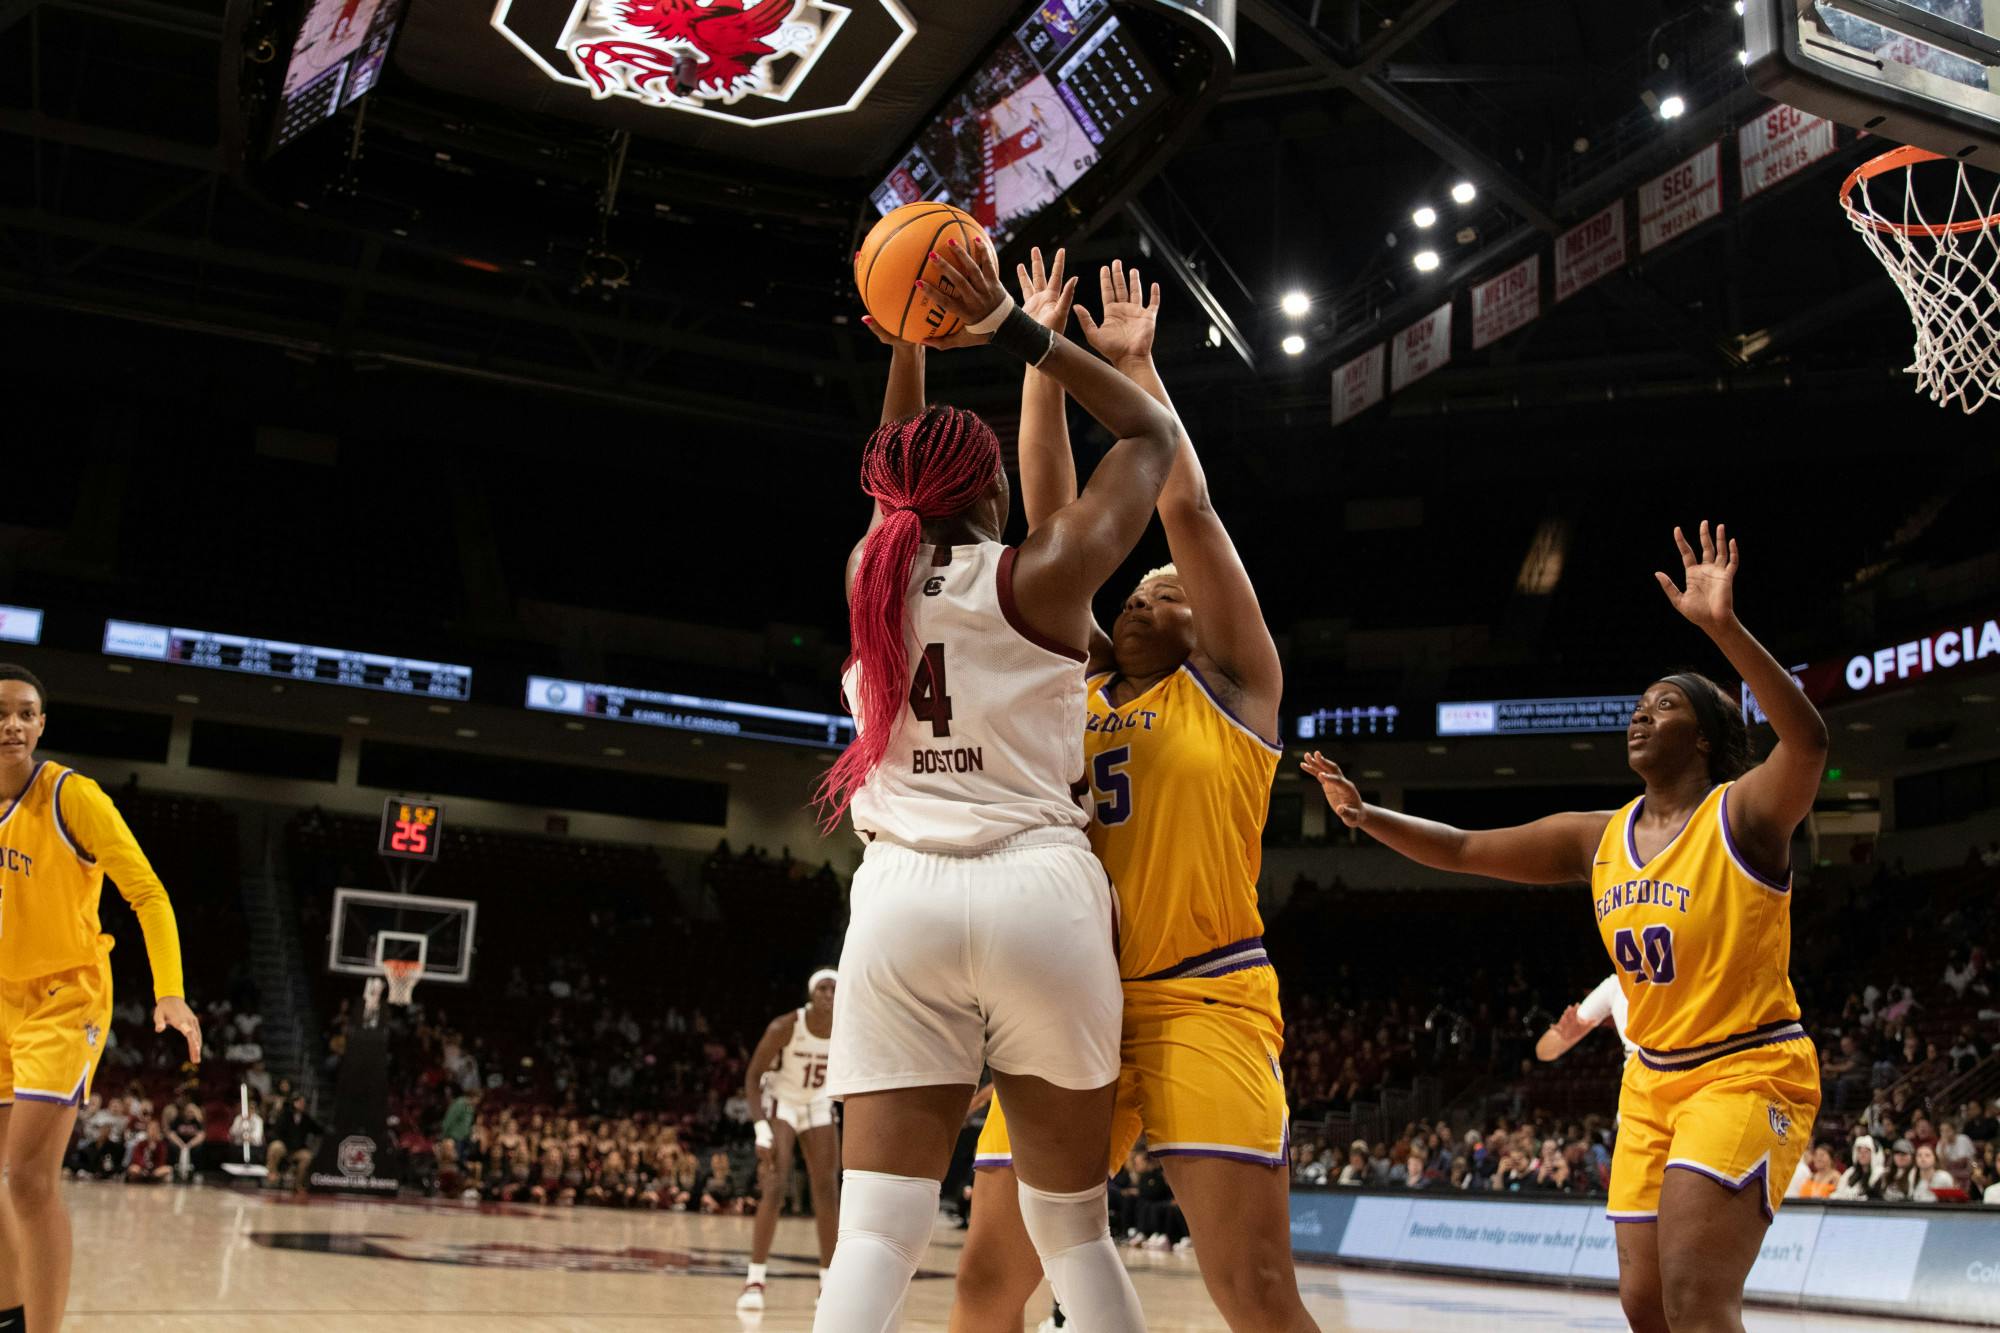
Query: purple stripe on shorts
1149 1147 1287 1167
1636 1027 1807 1072
15 1089 80 1107
972 1155 1013 1170
1607 1211 1659 1223
1665 1158 1774 1223
1137 935 1266 981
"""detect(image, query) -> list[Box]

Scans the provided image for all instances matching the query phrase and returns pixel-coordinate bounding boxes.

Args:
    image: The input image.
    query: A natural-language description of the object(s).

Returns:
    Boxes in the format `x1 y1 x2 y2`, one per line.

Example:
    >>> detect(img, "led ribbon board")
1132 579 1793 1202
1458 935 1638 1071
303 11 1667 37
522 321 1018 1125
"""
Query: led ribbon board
526 675 855 748
102 620 473 700
1437 695 1642 737
490 0 916 124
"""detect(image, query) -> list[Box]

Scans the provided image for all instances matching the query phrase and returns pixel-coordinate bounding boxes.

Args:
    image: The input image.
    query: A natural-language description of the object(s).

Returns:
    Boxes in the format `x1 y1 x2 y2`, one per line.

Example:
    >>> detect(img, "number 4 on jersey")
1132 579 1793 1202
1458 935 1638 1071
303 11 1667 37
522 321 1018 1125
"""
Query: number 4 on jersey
909 643 954 738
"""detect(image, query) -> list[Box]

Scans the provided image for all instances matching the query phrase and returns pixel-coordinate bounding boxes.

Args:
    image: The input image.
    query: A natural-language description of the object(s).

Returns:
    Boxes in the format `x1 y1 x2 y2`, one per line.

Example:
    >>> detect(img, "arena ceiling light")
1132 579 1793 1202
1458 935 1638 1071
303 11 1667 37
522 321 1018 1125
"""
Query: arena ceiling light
1412 205 1438 228
1658 93 1688 120
1281 334 1307 355
1450 182 1477 205
1280 291 1311 318
1413 249 1441 272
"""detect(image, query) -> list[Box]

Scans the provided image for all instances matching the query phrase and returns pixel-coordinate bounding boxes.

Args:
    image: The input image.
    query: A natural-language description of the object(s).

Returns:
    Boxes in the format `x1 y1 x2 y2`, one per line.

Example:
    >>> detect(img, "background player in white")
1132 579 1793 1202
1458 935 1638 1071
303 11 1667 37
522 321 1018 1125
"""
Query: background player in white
813 235 1179 1333
1537 974 1637 1063
738 969 840 1312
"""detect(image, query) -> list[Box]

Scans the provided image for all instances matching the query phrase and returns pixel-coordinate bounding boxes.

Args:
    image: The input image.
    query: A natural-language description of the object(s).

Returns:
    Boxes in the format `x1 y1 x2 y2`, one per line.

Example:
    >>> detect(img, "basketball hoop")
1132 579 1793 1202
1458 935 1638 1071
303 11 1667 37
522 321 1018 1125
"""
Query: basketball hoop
1840 145 2000 413
381 958 423 1008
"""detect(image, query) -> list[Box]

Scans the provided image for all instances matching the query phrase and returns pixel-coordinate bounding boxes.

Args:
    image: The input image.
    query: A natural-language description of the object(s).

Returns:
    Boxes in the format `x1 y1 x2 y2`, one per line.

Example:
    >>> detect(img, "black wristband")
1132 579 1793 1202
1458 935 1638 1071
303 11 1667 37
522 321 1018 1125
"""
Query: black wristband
990 305 1056 367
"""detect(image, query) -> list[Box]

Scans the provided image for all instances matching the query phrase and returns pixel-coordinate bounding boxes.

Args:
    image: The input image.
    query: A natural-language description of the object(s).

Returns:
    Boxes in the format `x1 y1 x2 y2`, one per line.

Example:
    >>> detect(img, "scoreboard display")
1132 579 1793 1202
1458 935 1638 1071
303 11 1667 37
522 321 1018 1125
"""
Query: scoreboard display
871 1 1170 247
103 620 474 700
526 676 855 749
378 796 443 862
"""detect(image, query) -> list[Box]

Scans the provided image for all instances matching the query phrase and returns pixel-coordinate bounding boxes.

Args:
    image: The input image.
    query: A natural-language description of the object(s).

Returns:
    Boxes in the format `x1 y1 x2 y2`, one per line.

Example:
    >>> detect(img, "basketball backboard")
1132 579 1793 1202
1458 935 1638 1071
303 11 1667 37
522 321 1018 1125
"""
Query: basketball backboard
1746 0 2000 161
328 887 477 984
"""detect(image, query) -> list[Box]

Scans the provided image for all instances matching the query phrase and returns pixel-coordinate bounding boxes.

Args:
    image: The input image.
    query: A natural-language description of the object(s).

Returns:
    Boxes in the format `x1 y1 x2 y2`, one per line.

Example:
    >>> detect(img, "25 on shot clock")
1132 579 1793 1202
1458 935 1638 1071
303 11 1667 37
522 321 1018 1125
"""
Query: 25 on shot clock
379 797 444 862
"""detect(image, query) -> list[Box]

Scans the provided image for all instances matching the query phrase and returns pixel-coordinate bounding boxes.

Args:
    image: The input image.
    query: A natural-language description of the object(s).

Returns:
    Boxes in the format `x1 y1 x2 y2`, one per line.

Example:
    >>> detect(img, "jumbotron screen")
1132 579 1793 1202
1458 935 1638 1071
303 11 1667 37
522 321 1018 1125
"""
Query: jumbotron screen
270 0 406 150
871 1 1167 246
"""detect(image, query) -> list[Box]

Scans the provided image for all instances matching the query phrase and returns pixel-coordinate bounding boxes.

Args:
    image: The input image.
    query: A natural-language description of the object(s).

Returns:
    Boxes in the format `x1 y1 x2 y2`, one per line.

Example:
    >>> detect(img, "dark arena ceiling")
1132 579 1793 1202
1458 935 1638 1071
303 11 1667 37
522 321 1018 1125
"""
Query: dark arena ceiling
1 0 1995 712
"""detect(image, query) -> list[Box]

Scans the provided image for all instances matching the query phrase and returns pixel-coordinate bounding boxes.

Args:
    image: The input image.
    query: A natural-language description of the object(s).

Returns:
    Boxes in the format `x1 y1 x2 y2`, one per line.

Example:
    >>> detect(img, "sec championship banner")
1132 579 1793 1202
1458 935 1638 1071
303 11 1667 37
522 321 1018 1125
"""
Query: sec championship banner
1639 143 1723 253
1740 104 1836 197
1470 254 1540 350
1555 202 1626 301
1331 344 1385 426
1390 303 1452 392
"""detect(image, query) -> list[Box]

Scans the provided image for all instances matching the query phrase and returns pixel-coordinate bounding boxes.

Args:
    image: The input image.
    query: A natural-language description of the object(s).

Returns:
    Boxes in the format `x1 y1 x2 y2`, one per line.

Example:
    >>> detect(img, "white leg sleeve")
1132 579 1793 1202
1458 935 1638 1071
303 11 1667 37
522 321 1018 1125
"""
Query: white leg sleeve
810 1170 939 1333
1017 1179 1145 1332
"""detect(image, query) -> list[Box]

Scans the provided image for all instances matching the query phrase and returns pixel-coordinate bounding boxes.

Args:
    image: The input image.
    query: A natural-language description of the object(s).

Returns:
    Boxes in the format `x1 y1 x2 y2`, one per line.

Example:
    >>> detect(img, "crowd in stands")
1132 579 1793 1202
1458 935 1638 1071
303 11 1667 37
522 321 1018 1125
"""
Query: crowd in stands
62 782 2000 1233
1276 846 2000 1209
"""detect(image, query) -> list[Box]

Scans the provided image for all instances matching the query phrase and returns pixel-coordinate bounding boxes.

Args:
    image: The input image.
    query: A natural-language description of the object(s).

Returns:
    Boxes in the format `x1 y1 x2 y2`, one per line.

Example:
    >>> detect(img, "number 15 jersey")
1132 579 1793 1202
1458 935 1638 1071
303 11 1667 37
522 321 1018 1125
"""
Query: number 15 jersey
844 542 1090 851
1590 781 1802 1060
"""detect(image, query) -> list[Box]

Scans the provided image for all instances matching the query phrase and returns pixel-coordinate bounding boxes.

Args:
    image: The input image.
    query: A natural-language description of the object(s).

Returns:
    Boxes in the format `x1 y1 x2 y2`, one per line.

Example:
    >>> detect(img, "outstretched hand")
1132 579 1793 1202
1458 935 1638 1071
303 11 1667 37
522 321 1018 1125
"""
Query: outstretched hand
1075 260 1161 366
1300 751 1367 827
1654 520 1738 632
155 995 203 1064
1017 246 1078 335
1552 1004 1595 1044
921 237 1008 349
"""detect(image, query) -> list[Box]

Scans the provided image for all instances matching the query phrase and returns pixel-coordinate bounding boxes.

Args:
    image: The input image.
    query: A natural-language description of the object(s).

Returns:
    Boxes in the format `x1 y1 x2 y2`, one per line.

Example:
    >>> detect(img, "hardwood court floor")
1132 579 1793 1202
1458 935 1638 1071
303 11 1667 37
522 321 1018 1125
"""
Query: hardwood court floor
64 1183 1941 1331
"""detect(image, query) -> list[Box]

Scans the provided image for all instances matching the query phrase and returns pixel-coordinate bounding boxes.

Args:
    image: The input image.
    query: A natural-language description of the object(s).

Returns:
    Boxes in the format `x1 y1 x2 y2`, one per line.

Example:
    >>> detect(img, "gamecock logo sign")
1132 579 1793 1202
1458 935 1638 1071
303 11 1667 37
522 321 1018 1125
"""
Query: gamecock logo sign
490 0 916 126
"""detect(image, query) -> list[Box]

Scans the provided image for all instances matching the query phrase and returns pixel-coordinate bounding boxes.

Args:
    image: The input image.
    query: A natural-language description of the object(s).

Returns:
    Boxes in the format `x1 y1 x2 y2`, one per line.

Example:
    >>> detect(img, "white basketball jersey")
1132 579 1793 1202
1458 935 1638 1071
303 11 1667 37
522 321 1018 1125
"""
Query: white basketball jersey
764 1008 833 1105
844 542 1089 851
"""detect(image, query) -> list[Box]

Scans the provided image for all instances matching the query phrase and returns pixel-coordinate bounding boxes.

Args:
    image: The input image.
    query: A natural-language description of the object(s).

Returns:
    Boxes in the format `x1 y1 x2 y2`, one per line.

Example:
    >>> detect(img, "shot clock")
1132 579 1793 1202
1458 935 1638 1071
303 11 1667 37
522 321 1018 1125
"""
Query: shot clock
379 796 444 863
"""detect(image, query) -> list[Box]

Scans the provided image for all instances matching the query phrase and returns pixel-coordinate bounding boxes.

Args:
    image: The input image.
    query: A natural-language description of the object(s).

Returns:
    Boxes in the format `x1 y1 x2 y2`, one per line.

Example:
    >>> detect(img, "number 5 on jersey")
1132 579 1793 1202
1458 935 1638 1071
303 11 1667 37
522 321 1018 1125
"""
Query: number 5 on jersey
1092 746 1134 826
909 643 953 737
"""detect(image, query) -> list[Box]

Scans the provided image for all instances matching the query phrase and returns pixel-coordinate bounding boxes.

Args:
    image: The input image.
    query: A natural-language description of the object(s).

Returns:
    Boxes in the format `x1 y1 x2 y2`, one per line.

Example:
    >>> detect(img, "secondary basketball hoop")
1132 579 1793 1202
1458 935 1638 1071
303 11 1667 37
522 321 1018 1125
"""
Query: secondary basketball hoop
381 958 423 1007
1839 145 2000 413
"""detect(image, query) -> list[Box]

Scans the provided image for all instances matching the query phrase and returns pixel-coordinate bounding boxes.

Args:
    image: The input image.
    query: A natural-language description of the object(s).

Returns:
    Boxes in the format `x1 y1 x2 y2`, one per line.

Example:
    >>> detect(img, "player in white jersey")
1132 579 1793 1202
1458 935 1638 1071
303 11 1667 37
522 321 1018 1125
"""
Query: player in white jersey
737 969 840 1313
810 236 1181 1333
1538 974 1638 1062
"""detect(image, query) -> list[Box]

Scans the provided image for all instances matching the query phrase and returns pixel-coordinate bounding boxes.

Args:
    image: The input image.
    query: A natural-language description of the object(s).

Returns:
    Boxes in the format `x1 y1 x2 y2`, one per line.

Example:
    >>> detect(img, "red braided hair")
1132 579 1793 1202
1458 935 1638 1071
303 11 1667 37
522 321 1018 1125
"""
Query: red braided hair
816 405 1002 831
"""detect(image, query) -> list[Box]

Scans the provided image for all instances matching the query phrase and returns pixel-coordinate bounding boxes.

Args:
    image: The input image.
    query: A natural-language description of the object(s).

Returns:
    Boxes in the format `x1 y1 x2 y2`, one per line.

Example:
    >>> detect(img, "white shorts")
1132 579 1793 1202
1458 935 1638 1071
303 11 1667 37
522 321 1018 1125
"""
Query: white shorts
825 827 1122 1100
768 1096 837 1134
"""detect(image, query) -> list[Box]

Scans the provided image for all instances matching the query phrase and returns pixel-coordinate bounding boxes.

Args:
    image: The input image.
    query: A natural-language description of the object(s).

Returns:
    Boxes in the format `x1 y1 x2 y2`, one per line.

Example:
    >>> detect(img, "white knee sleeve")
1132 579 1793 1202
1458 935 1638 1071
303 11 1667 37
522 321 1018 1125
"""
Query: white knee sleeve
811 1170 939 1333
1018 1180 1145 1333
1017 1179 1111 1256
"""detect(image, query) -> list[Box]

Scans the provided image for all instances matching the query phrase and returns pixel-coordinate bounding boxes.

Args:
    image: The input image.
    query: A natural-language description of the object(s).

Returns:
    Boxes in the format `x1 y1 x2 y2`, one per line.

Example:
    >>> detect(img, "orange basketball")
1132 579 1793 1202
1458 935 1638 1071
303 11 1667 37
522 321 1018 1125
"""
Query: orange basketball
855 202 990 343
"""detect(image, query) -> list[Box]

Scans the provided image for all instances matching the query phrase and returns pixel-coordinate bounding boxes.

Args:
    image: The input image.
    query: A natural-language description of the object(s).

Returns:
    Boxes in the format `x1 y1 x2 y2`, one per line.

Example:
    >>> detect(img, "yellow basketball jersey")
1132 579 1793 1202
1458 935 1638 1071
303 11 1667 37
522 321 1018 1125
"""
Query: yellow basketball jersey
1590 782 1800 1061
1083 666 1281 981
0 762 184 995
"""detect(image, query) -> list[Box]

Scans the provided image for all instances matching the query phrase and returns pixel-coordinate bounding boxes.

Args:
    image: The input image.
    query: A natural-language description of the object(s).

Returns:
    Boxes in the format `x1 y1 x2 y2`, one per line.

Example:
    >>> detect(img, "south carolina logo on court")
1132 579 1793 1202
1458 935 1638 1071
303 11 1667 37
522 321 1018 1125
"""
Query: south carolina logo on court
1767 1104 1791 1141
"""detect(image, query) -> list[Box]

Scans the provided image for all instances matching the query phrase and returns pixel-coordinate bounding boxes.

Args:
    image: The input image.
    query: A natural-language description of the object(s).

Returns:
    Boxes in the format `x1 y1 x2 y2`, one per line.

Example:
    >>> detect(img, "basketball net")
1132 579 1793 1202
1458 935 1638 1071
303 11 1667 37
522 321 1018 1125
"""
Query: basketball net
1841 145 2000 413
381 959 423 1008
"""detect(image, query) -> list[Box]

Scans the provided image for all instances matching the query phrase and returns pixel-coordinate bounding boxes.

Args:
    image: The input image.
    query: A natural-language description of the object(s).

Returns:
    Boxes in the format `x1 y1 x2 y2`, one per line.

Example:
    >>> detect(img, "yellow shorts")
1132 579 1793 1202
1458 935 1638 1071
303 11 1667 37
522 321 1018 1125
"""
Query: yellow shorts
1607 1031 1820 1223
0 959 113 1108
974 967 1288 1173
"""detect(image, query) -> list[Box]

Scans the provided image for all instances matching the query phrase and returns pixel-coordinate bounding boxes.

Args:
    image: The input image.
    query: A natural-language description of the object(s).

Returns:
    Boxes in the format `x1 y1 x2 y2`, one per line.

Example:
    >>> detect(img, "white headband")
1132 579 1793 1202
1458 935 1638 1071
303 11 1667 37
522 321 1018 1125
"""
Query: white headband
808 968 839 995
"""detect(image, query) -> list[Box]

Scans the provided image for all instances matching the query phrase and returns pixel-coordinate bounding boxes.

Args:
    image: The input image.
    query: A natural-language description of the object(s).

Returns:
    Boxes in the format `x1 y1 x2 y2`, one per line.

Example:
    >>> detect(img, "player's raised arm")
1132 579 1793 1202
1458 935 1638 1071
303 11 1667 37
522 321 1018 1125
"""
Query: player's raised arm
1654 521 1828 873
1081 261 1283 740
862 314 928 426
925 237 1179 641
1013 247 1081 533
58 775 202 1061
846 321 933 596
1301 751 1609 886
